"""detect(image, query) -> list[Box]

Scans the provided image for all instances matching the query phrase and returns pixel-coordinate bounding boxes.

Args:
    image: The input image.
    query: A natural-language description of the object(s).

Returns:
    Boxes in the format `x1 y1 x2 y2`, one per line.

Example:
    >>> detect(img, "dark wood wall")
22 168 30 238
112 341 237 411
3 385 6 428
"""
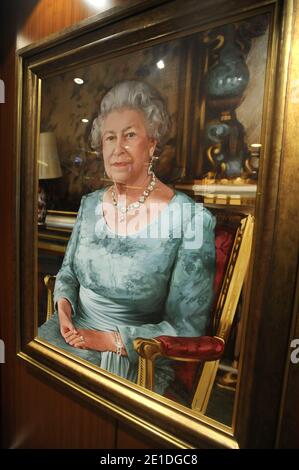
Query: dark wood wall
0 0 161 449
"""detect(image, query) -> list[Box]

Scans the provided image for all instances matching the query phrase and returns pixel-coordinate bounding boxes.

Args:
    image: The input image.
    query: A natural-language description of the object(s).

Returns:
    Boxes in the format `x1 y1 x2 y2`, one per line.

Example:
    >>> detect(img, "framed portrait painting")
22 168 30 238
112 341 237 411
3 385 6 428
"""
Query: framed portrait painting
16 0 294 448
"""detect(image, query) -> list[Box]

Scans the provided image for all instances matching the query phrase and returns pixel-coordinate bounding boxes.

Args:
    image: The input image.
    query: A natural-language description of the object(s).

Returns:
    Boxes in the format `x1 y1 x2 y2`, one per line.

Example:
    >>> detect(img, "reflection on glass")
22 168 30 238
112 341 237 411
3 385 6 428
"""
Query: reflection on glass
37 13 270 427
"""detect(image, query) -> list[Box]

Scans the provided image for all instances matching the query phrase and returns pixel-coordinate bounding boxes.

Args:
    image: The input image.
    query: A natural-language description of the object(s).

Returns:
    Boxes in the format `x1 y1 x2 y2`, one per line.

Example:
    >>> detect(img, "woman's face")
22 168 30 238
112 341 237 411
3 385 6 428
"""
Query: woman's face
101 108 157 185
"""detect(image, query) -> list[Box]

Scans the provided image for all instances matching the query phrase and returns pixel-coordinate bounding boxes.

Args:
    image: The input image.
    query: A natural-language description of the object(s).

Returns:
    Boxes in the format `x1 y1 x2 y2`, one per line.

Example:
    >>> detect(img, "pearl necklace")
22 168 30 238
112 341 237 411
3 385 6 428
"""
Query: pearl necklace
111 173 156 222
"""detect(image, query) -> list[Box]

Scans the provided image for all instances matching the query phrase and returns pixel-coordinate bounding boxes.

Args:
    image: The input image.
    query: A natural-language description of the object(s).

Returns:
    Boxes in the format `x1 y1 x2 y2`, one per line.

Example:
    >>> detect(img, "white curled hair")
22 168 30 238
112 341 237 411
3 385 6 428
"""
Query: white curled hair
90 80 171 150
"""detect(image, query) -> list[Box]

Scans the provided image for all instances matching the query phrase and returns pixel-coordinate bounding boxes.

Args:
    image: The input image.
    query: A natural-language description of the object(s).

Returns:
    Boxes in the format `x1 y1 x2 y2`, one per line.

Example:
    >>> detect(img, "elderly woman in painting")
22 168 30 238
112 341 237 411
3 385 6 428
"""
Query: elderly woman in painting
39 80 216 395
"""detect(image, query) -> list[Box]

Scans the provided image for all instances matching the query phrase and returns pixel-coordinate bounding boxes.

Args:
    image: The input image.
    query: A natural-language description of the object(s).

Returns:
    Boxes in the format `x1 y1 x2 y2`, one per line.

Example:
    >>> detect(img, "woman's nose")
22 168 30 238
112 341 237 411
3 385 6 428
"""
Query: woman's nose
113 136 126 155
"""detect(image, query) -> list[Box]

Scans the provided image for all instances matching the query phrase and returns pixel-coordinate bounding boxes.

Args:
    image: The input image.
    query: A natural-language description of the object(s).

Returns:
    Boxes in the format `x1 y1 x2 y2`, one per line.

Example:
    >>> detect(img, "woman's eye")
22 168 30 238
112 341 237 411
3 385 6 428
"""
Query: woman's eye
105 135 115 142
126 132 136 138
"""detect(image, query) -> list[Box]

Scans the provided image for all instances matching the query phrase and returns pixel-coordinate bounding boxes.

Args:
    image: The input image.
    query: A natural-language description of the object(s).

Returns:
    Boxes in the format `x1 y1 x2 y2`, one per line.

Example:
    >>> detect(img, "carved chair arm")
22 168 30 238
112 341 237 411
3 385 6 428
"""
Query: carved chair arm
133 336 225 391
155 335 225 361
44 274 56 320
134 336 224 362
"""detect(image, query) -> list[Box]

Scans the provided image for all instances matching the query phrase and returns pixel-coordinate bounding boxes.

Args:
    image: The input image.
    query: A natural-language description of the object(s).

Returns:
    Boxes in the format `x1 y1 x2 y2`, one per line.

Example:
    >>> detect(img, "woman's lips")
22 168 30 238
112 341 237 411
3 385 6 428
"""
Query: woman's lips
112 162 130 167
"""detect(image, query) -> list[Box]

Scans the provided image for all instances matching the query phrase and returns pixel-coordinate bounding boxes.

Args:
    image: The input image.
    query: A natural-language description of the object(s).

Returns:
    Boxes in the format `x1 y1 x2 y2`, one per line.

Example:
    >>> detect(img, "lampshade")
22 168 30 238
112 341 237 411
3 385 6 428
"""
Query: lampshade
38 132 62 179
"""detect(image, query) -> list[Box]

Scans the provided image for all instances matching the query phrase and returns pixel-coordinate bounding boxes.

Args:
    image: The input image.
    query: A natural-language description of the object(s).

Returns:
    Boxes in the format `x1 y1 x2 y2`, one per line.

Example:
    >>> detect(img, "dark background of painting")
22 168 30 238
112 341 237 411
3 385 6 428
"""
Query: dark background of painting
40 17 268 211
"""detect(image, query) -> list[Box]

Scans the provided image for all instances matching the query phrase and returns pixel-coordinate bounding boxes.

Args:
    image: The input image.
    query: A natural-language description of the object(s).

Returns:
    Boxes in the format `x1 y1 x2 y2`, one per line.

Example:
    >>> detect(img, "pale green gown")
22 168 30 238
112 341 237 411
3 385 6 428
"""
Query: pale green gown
38 188 216 395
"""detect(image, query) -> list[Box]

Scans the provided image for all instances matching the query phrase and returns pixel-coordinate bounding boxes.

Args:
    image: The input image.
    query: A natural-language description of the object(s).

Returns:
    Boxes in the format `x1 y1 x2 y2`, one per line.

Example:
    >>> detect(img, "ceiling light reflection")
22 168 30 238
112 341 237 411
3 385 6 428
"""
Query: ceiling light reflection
157 60 165 69
85 0 109 9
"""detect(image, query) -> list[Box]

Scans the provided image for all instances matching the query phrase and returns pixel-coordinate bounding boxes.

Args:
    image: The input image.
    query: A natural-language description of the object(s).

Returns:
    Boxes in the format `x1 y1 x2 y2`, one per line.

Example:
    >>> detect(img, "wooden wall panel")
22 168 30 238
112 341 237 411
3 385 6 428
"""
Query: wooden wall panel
16 0 125 48
0 0 20 450
116 423 164 449
13 361 116 449
0 0 160 449
277 266 299 448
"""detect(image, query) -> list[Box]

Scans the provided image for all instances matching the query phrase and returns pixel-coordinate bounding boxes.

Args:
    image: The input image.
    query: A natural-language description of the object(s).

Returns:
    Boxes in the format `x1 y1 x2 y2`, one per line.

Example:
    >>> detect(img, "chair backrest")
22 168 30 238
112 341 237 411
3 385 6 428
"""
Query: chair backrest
212 210 253 338
167 211 254 409
191 211 254 413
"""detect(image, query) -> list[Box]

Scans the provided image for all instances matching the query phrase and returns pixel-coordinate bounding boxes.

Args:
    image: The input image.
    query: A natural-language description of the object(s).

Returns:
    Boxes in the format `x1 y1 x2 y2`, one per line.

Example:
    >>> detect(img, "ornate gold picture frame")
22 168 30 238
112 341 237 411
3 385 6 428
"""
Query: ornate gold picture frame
16 0 294 448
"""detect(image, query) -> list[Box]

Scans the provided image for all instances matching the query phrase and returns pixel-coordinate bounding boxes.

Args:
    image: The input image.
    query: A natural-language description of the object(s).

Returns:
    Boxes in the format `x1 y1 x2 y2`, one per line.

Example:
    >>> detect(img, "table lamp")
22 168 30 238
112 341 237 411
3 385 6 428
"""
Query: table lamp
38 132 62 225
